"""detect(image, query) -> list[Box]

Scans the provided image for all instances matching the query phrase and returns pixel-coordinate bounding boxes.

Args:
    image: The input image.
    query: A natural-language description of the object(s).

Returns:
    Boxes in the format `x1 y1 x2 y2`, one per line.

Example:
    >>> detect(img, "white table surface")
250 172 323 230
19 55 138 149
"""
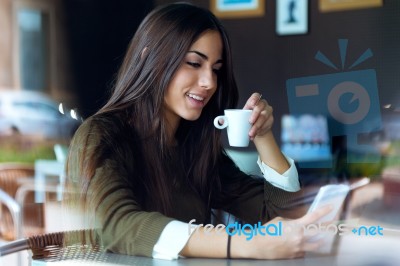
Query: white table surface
30 182 400 266
29 235 400 266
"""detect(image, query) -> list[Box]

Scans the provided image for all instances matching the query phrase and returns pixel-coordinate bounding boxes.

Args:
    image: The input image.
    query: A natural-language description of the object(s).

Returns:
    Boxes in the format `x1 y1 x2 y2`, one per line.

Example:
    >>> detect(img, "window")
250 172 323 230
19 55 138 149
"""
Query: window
17 8 49 91
13 0 56 93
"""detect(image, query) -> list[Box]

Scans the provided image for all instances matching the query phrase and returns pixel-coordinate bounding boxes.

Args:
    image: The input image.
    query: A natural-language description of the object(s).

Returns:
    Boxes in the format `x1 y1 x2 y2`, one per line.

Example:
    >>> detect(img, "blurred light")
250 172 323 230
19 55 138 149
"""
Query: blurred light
70 109 78 120
383 104 392 109
58 103 64 114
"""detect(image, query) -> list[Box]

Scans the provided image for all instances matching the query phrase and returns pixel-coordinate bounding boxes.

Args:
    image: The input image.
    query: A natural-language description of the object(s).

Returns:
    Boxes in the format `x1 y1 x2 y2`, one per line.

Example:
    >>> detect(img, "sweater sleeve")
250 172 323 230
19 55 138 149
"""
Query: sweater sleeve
212 152 304 224
86 160 174 257
65 119 174 257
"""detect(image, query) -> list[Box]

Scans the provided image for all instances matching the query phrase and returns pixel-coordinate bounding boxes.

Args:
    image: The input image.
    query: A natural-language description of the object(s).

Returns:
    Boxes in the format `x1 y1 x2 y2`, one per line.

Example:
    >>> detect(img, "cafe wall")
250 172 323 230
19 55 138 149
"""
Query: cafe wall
156 0 400 146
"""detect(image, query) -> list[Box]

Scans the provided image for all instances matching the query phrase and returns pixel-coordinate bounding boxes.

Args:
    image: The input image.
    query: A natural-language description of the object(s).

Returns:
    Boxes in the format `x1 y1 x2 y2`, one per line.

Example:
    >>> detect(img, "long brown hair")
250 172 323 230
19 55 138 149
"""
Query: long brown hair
67 2 239 218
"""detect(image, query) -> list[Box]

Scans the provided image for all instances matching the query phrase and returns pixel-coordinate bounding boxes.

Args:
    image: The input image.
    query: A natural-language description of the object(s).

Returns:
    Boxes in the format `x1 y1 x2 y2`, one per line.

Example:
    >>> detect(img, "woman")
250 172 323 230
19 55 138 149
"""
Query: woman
65 2 330 260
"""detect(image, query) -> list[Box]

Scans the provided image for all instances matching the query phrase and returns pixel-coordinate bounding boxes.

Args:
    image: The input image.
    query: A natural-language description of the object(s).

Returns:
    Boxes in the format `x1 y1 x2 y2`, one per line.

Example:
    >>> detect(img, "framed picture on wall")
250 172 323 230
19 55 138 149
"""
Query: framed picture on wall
276 0 308 36
210 0 265 19
319 0 383 12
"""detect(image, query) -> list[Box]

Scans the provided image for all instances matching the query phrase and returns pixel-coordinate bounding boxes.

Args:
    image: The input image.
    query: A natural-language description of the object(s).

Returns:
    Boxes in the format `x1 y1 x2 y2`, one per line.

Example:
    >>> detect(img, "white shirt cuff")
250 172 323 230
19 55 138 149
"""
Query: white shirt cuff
152 220 192 260
257 154 300 192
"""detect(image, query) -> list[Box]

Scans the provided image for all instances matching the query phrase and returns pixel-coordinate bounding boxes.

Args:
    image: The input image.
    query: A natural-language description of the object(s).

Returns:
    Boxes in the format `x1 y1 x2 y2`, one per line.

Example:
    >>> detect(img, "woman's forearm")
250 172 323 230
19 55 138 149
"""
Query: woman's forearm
253 131 290 174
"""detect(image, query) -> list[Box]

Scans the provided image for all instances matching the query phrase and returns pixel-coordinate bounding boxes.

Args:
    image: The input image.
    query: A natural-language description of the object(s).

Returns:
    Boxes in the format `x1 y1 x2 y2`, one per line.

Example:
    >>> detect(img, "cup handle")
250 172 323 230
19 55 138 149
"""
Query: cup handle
214 116 228 129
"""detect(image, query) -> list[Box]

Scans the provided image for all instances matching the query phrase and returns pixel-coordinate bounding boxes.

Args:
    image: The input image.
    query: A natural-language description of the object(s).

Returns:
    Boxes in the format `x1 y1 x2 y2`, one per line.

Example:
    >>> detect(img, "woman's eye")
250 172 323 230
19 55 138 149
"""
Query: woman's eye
187 62 201 68
213 68 221 74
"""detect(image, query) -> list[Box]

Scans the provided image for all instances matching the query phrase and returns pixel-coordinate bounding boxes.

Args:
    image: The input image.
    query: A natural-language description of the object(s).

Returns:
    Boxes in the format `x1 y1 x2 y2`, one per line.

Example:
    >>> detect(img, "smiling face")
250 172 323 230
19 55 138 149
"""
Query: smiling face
164 30 223 130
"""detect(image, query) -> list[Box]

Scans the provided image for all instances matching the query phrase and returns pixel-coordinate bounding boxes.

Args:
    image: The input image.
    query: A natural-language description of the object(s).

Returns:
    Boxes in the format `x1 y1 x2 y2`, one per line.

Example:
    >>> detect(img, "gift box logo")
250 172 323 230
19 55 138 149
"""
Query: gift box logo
286 39 382 165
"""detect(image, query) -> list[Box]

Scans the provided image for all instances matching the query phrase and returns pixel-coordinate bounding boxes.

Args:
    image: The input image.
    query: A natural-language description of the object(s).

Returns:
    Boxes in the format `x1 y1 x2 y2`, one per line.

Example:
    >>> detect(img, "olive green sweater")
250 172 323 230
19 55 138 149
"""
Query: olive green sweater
65 117 301 257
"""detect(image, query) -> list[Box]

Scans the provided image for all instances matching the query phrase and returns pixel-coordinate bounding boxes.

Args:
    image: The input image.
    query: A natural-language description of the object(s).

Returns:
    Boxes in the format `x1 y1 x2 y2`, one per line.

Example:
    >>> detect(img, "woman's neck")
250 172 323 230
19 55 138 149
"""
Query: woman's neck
165 114 180 147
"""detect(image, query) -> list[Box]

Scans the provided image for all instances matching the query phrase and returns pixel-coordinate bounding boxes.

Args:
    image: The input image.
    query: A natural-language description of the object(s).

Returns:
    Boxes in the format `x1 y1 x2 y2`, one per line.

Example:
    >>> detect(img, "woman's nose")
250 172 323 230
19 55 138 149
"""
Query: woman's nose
199 70 216 90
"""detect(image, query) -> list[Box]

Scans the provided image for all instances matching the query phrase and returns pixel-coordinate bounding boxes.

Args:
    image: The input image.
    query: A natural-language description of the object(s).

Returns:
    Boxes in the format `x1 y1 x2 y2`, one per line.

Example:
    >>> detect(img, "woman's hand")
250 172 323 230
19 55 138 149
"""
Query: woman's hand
233 205 333 259
243 92 273 141
244 92 290 174
181 205 333 259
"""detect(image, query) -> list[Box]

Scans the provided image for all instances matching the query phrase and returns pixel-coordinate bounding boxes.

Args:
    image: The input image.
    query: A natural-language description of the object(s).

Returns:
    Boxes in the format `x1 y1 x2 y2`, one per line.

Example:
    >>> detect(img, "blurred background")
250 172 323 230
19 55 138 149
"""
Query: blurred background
0 0 400 264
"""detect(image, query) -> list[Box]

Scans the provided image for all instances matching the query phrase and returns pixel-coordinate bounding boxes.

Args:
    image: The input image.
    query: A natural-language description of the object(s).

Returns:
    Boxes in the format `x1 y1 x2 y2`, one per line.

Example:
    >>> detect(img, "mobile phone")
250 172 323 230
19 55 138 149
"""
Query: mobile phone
306 180 369 253
307 184 350 223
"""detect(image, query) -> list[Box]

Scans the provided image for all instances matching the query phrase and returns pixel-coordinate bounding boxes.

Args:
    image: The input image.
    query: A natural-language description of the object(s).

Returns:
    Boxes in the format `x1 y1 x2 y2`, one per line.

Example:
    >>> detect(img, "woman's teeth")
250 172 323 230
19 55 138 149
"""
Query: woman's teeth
187 93 204 101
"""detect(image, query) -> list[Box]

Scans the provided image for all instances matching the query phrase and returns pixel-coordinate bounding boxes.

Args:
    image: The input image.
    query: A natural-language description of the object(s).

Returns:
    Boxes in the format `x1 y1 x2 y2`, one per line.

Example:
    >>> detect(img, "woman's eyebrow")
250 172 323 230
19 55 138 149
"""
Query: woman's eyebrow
188 50 223 64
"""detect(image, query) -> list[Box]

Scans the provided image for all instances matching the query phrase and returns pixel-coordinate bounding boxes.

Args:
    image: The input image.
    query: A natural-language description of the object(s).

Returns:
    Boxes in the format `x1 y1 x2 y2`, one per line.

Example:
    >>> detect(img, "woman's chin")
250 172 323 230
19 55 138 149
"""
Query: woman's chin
182 112 202 121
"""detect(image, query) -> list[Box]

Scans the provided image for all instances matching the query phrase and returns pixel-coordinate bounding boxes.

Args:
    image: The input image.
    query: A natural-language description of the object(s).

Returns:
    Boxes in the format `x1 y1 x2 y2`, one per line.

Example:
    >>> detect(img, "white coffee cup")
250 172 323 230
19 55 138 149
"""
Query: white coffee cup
213 109 252 147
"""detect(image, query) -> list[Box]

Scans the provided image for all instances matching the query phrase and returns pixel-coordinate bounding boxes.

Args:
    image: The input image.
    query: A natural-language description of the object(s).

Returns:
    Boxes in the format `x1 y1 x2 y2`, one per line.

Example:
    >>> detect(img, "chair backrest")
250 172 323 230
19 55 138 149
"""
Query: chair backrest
54 144 68 163
0 163 44 240
0 229 100 259
0 163 34 198
0 188 22 239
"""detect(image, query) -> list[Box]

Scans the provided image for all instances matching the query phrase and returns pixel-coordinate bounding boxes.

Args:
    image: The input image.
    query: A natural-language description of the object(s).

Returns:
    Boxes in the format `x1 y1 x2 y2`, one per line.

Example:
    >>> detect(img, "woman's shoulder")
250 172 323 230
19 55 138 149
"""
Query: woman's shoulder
71 112 131 149
75 112 128 136
69 112 138 168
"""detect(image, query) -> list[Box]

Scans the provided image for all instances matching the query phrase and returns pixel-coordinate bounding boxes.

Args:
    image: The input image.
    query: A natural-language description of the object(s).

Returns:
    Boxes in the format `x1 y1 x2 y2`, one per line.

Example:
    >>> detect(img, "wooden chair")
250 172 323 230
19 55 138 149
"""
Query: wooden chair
0 163 45 240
